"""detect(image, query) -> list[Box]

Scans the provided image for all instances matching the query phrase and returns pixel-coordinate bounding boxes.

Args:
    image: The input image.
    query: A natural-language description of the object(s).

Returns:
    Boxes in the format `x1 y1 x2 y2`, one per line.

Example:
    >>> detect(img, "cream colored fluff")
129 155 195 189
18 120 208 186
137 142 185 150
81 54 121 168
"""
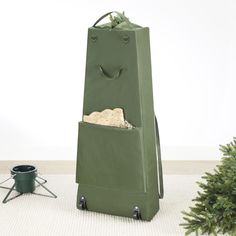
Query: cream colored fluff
83 108 133 129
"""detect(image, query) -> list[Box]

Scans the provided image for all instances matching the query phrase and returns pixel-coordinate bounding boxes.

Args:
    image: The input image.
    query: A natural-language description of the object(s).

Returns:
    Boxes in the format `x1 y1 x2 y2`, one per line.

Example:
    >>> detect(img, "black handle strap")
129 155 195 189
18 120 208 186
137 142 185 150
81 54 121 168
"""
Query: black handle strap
155 115 164 199
93 11 131 28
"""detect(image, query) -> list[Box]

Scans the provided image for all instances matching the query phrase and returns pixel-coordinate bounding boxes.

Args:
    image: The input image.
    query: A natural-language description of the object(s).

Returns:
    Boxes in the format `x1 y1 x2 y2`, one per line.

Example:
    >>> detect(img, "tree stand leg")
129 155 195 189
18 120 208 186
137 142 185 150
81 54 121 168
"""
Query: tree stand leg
2 183 23 204
33 178 57 198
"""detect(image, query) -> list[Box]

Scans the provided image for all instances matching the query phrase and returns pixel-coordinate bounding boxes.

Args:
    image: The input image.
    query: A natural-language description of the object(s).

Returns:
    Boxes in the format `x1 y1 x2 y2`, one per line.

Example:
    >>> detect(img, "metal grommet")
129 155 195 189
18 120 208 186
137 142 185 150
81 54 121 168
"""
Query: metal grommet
91 35 98 42
122 35 130 44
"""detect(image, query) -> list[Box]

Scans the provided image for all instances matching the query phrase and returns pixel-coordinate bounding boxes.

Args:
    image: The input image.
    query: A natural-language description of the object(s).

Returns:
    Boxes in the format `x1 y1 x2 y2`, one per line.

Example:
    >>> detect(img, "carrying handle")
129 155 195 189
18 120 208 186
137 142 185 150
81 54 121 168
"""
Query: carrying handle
155 115 164 199
99 66 123 79
93 11 131 28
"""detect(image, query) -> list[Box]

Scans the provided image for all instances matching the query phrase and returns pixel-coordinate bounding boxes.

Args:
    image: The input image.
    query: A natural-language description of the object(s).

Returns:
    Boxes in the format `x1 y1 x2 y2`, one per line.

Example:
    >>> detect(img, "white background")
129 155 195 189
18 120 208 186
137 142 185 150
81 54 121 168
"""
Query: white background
0 0 235 160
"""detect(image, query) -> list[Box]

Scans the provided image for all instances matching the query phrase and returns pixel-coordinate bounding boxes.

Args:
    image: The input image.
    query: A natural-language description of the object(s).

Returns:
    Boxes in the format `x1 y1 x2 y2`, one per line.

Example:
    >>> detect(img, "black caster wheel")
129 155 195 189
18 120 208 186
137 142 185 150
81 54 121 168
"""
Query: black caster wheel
79 196 87 210
132 206 141 220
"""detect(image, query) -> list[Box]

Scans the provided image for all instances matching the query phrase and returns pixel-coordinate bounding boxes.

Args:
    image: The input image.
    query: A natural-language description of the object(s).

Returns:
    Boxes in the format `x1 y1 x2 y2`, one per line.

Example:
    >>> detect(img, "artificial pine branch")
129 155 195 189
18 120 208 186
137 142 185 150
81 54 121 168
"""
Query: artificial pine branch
109 12 128 28
180 137 236 236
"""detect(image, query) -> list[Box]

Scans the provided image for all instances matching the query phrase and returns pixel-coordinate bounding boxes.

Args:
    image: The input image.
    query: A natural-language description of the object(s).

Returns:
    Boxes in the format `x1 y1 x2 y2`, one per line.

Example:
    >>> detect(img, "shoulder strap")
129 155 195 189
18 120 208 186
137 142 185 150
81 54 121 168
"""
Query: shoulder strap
155 116 164 199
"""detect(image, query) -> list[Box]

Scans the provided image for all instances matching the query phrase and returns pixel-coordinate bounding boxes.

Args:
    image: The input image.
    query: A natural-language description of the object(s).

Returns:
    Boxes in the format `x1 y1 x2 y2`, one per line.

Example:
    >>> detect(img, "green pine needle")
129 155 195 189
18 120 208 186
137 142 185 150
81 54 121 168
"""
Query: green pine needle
109 12 127 28
181 138 236 235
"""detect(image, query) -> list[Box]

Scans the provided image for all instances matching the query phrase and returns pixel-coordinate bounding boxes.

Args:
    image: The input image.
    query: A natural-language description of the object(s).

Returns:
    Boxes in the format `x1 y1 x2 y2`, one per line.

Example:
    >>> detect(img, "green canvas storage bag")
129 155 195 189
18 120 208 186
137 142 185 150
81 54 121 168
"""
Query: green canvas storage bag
76 11 164 221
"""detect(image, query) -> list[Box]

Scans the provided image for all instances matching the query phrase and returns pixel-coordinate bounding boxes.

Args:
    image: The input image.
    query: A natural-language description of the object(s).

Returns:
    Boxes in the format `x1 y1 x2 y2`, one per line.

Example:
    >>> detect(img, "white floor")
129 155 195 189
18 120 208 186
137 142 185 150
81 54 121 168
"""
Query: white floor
0 175 201 236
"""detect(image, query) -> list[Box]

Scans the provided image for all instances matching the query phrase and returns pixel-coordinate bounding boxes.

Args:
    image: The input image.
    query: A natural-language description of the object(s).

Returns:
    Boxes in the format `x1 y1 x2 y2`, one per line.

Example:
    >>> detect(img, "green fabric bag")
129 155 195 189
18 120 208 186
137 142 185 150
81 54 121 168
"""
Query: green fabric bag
76 11 163 221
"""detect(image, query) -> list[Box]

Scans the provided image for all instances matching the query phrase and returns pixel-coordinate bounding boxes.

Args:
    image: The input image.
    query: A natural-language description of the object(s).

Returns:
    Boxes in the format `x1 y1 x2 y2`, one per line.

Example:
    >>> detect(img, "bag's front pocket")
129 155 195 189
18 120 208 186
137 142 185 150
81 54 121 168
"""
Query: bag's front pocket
76 122 145 192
